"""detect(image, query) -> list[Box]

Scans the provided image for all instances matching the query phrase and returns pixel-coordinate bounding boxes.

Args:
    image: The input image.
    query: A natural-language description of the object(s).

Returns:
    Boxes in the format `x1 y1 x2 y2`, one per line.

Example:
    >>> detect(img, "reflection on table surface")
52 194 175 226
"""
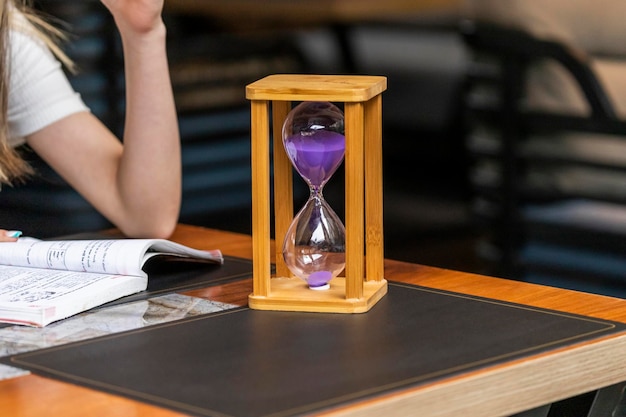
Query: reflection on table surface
0 293 236 380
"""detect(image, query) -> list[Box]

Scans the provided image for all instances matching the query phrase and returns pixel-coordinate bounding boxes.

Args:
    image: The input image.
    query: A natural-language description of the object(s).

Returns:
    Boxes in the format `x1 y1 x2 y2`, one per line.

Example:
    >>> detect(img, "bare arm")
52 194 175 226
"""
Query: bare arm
26 0 181 238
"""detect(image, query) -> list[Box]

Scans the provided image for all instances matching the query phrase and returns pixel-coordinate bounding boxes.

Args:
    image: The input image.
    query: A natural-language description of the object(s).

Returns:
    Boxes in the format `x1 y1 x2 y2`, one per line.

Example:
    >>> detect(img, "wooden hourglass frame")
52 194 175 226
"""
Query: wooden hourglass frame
246 74 388 313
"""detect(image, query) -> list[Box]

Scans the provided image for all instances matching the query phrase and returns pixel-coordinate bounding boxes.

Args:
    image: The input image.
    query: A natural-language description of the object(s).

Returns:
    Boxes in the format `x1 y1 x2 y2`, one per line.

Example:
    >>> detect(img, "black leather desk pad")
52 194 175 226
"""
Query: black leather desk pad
6 282 625 417
114 255 254 304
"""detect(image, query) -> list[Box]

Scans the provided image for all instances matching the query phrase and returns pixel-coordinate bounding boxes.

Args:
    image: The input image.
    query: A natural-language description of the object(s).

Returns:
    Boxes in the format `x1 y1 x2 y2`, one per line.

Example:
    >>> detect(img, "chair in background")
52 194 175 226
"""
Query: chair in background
460 20 626 298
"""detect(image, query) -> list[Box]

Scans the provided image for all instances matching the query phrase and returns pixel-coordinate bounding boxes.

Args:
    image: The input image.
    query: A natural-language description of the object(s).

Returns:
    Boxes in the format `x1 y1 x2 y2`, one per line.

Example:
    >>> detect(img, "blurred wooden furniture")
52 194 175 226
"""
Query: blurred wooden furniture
164 0 462 73
165 0 462 28
1 224 626 416
461 21 626 297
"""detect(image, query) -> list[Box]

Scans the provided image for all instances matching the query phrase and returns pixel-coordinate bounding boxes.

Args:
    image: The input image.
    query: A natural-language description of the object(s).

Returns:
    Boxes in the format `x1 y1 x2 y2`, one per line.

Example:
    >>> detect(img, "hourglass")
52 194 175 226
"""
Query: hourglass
246 74 388 313
282 101 346 291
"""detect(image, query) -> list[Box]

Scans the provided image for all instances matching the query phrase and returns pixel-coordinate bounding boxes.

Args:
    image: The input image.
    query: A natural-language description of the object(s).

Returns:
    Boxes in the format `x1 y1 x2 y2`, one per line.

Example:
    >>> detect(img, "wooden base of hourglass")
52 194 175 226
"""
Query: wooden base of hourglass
246 74 388 313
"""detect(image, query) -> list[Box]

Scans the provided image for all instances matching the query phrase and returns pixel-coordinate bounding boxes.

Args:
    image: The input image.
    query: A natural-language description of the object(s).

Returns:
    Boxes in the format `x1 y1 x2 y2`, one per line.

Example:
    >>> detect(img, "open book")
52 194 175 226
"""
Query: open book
0 238 223 327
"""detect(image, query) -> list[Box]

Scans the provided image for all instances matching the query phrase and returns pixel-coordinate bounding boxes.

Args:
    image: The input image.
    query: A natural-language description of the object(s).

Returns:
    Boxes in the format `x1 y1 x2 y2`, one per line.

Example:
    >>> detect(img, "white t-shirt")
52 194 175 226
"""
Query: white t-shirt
7 18 89 147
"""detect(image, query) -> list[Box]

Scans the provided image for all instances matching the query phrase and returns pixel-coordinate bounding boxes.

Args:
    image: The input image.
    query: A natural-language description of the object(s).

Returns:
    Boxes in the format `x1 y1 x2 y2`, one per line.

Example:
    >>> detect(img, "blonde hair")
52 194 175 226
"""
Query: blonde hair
0 0 73 185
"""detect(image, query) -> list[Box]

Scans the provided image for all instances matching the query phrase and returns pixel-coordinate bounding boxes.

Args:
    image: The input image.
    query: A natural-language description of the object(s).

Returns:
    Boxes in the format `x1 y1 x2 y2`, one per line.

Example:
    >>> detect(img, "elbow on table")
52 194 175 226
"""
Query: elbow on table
117 212 179 239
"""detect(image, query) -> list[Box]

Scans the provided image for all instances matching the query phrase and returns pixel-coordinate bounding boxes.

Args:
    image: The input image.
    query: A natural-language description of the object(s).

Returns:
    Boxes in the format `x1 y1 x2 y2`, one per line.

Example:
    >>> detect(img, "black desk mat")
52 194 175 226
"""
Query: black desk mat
6 282 625 417
116 255 254 304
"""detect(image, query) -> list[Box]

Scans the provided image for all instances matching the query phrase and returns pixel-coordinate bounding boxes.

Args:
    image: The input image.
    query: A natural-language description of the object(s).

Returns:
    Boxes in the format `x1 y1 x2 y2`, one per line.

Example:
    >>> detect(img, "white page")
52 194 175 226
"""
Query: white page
0 240 152 276
0 264 147 326
0 266 129 305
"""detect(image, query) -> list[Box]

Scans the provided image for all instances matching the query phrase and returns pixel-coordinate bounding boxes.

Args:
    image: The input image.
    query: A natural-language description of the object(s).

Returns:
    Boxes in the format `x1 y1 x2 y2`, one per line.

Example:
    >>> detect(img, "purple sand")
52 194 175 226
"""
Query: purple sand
284 130 345 188
308 270 332 288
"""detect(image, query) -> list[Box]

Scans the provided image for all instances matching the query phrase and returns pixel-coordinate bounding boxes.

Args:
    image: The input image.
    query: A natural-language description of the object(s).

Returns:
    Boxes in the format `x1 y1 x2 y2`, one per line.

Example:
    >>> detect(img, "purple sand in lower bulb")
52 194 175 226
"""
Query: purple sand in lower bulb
284 130 345 188
307 270 332 290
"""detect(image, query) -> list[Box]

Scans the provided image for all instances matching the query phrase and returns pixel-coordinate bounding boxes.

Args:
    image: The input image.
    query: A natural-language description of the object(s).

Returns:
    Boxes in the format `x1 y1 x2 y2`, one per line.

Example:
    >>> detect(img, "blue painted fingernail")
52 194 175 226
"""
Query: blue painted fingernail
6 230 22 238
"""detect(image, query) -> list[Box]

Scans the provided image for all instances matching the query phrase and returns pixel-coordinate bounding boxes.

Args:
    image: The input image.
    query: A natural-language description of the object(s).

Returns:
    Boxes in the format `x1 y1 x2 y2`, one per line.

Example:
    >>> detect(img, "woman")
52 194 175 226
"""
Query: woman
0 0 181 241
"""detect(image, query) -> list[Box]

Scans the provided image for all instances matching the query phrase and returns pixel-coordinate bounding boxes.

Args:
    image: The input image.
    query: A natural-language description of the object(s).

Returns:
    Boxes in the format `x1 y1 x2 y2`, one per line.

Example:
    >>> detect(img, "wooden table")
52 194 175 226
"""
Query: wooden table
1 224 626 417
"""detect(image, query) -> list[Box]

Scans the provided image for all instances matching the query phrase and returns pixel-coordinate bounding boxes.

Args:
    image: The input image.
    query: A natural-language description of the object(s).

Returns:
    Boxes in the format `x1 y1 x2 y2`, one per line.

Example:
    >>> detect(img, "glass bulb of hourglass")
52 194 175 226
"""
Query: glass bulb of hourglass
282 195 346 290
282 101 346 290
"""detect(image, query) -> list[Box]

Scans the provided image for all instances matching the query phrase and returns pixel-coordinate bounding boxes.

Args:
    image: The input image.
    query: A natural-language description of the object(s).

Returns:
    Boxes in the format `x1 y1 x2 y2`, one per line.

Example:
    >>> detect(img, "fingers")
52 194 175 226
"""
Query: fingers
0 230 22 242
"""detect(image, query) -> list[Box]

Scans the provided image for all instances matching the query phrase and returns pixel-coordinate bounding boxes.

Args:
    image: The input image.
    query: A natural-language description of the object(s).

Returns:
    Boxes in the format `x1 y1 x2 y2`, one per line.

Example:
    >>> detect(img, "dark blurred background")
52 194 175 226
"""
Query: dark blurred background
9 0 625 302
14 0 482 274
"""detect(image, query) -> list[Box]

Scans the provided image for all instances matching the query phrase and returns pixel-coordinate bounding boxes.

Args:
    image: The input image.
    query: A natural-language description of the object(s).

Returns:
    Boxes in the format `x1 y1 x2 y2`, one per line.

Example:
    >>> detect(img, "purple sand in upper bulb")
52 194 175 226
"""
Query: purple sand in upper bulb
284 130 345 188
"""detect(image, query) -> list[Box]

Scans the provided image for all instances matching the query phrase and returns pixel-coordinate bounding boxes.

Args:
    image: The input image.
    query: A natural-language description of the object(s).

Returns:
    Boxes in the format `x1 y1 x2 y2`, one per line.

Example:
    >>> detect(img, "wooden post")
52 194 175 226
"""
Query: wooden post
250 100 271 297
344 102 365 300
365 94 384 281
271 100 293 279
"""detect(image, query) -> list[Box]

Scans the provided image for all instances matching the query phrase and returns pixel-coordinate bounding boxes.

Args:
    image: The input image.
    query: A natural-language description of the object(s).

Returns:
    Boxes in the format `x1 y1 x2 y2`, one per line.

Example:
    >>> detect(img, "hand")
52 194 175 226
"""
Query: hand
99 0 164 36
0 230 21 242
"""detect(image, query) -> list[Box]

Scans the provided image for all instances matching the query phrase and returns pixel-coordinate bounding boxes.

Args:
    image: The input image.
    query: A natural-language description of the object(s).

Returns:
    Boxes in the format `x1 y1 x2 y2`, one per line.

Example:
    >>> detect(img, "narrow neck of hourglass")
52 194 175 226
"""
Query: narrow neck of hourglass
308 183 325 199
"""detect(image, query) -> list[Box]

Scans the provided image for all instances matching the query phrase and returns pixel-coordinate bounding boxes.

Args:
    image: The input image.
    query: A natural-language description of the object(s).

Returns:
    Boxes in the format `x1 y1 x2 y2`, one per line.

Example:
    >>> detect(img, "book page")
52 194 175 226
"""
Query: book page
0 265 147 326
0 266 131 306
0 240 154 276
0 239 223 277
